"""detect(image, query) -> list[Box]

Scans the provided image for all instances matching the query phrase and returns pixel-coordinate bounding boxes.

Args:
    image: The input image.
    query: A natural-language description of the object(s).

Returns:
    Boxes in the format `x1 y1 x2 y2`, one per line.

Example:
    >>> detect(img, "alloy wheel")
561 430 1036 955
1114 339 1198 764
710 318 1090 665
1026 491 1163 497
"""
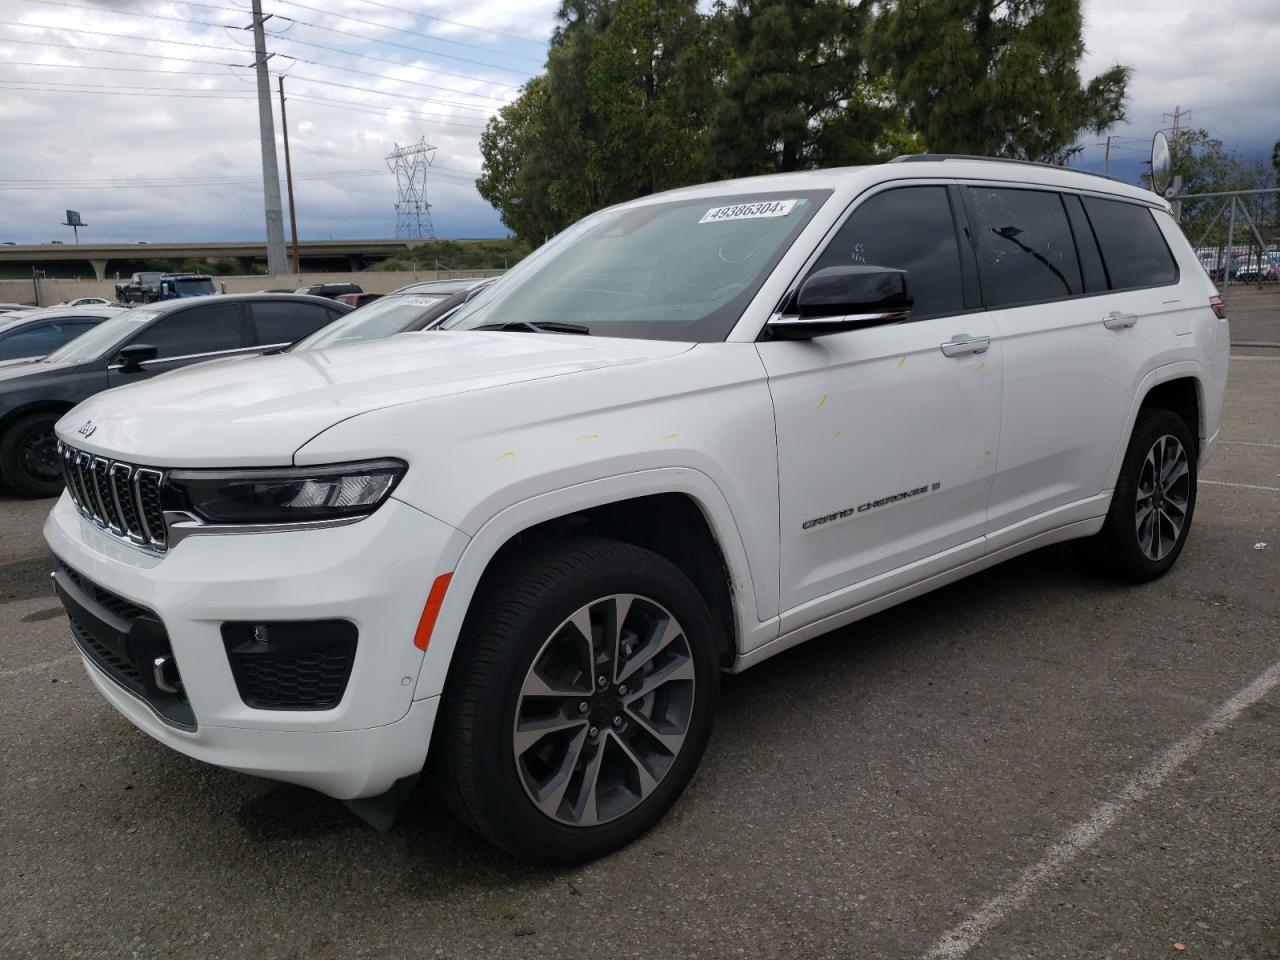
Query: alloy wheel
1135 434 1190 561
512 593 696 828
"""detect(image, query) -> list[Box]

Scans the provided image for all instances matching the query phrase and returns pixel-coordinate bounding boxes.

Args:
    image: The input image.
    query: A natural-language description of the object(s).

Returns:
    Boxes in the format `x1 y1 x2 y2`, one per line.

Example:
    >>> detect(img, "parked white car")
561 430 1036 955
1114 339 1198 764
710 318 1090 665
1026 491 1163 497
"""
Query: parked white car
44 156 1228 863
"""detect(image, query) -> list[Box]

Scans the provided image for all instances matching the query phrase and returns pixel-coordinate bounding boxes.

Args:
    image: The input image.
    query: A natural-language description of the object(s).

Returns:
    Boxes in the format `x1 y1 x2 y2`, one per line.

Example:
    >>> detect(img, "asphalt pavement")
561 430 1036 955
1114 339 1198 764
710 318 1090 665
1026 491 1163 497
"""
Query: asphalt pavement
2 351 1277 960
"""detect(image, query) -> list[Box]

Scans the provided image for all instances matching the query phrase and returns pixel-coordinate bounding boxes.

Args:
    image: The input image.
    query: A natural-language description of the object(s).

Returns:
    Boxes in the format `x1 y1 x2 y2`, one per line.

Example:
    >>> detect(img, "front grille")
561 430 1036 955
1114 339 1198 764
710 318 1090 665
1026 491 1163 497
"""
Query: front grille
59 442 167 550
222 621 358 710
54 558 195 729
58 561 148 622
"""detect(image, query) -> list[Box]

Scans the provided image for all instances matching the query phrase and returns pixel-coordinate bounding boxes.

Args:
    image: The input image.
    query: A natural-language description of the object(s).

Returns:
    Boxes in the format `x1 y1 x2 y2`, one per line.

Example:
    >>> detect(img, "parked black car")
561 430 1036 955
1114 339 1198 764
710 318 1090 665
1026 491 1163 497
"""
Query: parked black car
290 278 494 351
0 294 350 497
294 281 362 300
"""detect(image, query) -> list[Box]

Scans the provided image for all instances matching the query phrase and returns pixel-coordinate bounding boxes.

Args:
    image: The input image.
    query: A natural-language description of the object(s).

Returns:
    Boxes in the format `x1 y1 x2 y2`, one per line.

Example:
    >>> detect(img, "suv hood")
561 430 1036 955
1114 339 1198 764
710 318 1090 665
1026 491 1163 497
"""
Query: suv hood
57 331 693 466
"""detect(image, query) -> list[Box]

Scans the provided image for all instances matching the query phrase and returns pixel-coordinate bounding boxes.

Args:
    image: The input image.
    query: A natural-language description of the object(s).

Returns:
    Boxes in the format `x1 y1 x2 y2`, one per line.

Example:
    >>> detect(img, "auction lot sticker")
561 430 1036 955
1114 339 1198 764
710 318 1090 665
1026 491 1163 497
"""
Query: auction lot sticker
699 199 798 224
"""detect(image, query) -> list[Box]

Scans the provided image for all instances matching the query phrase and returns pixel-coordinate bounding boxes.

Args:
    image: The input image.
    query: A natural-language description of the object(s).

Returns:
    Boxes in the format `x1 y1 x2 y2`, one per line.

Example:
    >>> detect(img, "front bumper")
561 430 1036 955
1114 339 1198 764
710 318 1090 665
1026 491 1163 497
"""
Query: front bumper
44 493 468 798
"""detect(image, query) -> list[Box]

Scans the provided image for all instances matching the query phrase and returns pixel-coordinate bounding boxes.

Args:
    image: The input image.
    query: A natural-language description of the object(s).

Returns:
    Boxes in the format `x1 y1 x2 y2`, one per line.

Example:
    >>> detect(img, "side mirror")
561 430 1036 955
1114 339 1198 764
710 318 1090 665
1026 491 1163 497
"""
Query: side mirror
116 343 158 370
768 265 912 340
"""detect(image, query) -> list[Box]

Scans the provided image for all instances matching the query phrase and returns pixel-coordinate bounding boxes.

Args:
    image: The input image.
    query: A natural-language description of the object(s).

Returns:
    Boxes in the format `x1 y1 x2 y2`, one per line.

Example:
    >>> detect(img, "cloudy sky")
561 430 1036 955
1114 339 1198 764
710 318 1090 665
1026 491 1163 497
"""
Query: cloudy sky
0 0 1276 244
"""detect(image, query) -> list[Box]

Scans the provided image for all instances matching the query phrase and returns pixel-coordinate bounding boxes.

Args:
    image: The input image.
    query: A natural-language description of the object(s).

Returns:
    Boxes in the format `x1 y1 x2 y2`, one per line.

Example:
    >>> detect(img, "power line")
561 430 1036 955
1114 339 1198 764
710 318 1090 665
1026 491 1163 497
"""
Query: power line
0 34 247 68
335 0 548 48
284 92 489 132
13 0 529 89
283 72 500 115
0 58 242 79
0 79 255 99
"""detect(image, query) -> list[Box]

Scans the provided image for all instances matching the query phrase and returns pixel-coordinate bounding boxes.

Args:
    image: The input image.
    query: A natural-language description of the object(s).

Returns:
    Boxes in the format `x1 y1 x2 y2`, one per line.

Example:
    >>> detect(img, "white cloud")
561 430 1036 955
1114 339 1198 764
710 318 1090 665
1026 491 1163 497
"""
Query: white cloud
1 0 1274 244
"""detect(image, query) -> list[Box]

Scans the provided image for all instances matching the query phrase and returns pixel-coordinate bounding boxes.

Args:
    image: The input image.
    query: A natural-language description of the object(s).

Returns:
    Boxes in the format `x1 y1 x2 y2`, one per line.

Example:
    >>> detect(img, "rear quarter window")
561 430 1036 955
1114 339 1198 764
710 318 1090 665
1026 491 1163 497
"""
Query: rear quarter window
1082 197 1179 290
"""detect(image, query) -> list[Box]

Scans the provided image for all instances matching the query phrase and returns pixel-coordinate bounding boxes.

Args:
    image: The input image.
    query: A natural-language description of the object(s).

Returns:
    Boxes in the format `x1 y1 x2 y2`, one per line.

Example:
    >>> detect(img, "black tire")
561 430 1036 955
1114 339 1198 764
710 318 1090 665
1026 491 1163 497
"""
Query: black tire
0 412 65 498
1074 407 1197 582
435 535 720 864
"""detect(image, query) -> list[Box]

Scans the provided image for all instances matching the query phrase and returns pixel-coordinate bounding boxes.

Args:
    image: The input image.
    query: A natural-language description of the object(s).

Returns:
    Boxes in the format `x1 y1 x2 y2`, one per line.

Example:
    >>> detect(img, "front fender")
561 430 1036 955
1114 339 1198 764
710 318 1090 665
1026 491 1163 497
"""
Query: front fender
407 466 778 702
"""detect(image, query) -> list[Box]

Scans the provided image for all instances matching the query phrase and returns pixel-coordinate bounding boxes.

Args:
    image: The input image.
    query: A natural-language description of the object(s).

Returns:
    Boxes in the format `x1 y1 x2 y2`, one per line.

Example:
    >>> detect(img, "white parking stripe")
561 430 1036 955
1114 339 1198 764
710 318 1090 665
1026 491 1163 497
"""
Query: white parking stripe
1201 479 1280 493
0 655 78 680
1220 440 1280 449
921 658 1280 960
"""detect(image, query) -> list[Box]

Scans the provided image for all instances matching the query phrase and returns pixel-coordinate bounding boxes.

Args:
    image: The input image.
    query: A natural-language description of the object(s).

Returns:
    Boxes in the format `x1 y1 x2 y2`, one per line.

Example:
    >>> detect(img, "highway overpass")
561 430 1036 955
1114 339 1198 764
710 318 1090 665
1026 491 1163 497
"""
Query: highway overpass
0 239 426 279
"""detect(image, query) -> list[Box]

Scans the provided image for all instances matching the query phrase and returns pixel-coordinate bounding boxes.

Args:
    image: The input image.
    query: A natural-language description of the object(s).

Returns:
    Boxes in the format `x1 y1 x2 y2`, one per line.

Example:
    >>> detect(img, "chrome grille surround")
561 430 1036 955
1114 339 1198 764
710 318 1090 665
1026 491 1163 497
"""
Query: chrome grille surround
58 441 167 551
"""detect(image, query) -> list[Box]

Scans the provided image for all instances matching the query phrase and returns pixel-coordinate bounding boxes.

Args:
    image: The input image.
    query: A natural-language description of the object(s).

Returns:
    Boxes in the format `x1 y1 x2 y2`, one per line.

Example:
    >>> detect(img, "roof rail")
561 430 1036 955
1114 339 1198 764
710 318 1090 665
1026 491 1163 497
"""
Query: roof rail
889 153 1126 184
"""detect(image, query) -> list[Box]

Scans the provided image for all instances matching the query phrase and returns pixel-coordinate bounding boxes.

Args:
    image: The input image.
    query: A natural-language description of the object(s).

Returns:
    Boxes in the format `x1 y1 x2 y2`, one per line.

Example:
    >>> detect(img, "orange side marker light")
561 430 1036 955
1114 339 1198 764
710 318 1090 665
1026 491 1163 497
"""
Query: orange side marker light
413 572 453 651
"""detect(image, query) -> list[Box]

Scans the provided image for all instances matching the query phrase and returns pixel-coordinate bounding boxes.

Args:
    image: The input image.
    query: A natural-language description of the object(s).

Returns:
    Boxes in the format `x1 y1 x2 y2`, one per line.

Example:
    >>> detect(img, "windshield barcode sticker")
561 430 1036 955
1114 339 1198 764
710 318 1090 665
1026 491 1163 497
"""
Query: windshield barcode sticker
699 199 798 224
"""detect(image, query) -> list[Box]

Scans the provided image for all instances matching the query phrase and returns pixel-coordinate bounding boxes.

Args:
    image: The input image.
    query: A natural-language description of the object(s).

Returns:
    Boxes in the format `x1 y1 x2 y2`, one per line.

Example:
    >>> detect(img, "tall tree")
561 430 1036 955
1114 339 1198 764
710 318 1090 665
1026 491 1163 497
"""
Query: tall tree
477 0 721 243
870 0 1129 161
707 0 909 178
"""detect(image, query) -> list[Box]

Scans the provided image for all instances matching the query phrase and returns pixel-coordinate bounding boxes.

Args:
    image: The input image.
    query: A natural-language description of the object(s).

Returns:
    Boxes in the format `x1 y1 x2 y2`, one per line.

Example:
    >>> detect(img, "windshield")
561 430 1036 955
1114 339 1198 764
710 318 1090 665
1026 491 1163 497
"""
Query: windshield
44 310 159 363
440 190 829 342
292 294 449 350
176 279 215 295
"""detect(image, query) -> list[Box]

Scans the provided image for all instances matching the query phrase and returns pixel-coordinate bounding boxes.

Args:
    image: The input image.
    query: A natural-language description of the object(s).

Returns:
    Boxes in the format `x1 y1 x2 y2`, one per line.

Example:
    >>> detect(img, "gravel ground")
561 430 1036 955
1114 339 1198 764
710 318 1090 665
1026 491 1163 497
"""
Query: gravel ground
2 353 1277 960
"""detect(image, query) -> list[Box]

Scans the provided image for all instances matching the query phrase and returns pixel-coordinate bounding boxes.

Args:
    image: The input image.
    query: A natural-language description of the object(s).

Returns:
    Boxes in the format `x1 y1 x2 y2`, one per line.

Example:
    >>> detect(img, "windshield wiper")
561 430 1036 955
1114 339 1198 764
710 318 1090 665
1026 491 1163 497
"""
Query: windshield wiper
472 320 591 335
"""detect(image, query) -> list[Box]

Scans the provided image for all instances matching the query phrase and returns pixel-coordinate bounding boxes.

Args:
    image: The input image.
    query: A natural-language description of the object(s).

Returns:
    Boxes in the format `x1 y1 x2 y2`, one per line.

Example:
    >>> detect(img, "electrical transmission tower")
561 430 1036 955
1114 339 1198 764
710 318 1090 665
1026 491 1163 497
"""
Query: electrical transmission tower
385 139 437 239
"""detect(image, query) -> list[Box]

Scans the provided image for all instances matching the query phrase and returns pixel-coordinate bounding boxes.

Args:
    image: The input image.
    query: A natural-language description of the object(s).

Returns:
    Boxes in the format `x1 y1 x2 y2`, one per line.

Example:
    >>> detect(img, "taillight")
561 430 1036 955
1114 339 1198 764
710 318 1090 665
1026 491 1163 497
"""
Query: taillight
1209 296 1225 319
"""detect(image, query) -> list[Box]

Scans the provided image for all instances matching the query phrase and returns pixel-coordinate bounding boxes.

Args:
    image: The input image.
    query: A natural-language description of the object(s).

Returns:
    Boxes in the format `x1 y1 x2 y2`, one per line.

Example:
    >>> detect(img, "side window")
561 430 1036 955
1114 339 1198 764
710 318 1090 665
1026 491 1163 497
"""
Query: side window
967 187 1082 306
0 322 60 360
1062 194 1108 292
812 186 965 318
249 301 334 345
135 303 244 359
1082 197 1179 290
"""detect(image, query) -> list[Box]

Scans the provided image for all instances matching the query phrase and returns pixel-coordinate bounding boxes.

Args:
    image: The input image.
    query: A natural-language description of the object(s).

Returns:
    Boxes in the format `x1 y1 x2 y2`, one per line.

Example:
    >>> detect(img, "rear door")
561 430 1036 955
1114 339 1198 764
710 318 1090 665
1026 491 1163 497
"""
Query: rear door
247 299 340 348
107 301 249 386
760 183 1002 627
970 186 1176 546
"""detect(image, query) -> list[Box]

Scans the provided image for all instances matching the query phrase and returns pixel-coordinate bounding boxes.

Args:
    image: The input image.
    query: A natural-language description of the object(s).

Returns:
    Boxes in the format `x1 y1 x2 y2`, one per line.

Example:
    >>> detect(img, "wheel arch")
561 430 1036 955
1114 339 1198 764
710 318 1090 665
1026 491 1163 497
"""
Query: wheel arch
1105 362 1205 492
412 468 767 703
0 399 77 438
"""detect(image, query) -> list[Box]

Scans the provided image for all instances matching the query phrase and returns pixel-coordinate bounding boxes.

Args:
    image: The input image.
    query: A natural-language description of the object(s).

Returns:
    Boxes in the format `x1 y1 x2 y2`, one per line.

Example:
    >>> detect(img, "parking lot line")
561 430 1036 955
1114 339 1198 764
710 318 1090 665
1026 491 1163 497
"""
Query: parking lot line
1200 479 1280 493
920 657 1280 960
1220 439 1280 448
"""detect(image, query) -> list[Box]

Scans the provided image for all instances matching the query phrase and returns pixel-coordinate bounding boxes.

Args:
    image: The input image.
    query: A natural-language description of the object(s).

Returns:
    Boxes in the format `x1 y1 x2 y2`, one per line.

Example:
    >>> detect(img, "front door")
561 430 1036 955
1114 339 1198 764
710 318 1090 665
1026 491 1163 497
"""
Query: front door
758 184 1002 629
108 301 248 386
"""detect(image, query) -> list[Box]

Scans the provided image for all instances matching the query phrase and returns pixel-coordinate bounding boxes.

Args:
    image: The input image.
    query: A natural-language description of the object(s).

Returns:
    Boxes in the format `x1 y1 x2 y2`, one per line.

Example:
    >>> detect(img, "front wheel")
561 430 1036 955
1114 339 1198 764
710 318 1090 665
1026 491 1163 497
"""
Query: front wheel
1075 407 1198 582
0 412 65 498
435 536 720 864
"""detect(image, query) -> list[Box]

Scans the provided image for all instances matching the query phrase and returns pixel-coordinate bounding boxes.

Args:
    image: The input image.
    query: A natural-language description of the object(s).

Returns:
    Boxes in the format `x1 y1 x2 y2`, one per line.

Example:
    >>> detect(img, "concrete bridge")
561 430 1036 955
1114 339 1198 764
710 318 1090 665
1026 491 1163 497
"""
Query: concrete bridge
0 239 423 280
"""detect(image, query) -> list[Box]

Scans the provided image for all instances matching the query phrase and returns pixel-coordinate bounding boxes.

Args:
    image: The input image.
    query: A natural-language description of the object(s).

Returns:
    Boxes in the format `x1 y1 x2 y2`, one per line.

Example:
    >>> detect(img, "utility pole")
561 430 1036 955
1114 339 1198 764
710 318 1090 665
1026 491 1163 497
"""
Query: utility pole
278 75 300 276
250 0 287 277
1103 135 1113 176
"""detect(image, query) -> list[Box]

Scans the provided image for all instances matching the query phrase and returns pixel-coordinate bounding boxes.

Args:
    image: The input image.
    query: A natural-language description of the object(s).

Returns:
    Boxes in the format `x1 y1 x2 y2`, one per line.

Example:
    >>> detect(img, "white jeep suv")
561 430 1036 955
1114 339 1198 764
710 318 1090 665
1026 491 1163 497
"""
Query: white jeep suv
45 157 1229 863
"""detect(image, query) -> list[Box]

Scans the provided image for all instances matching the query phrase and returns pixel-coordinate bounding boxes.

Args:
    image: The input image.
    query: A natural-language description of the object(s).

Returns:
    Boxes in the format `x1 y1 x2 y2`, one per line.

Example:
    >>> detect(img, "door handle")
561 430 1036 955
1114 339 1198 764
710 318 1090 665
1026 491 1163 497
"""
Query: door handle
939 334 991 358
1103 311 1138 330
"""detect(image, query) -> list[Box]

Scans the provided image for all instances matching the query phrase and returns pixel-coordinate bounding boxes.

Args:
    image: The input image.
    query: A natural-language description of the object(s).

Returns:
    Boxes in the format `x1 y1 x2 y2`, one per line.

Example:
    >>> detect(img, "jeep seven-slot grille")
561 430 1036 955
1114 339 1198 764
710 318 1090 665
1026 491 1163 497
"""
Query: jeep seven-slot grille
58 442 167 550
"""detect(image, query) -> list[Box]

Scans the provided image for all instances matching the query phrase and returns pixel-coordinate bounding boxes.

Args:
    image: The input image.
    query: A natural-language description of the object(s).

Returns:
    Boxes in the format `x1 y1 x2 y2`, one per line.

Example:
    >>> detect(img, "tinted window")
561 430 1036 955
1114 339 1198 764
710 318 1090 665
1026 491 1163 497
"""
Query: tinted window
1082 197 1179 289
250 301 334 345
0 319 100 360
812 186 964 317
967 188 1082 306
1063 194 1108 292
135 303 243 359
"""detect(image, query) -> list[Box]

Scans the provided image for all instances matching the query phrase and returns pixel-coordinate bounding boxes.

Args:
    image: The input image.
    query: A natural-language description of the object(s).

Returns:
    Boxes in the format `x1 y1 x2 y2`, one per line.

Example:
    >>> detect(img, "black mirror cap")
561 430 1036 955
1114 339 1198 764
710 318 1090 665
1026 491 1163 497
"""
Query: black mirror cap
117 343 158 368
795 265 912 318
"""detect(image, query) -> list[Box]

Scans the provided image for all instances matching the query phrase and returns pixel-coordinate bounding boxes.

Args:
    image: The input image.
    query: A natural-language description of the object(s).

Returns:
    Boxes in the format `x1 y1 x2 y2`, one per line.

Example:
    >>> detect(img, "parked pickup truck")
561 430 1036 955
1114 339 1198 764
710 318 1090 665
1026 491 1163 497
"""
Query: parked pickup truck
45 156 1227 864
115 273 216 303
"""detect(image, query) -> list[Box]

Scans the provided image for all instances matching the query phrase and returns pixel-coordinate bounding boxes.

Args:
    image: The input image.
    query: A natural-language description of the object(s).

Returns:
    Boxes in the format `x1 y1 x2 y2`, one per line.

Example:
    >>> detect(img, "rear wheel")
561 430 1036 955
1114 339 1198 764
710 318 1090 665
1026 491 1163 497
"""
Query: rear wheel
435 536 720 864
0 412 65 498
1075 407 1197 582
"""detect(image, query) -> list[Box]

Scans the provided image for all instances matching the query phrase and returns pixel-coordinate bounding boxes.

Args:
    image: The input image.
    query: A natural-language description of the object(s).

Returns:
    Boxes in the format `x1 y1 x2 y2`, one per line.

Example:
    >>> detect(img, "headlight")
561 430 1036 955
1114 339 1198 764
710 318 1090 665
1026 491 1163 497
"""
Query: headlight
163 459 407 525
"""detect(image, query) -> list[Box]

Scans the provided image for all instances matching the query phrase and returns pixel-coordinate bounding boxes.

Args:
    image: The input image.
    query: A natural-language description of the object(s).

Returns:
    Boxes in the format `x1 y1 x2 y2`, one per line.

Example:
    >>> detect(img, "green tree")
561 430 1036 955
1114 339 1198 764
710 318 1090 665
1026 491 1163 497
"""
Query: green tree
707 0 910 178
870 0 1130 161
477 0 721 244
